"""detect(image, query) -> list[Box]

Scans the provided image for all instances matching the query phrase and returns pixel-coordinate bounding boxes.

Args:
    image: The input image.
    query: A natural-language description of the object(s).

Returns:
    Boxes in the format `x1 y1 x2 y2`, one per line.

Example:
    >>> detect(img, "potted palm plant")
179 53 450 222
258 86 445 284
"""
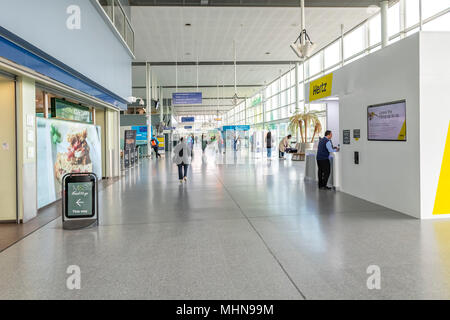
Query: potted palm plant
288 110 322 153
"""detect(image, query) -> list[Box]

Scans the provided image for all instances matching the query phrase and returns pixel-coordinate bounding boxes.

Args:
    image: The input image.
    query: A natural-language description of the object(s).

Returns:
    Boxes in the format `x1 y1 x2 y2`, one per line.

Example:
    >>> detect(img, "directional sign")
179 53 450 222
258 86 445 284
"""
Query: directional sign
67 182 94 218
173 92 202 105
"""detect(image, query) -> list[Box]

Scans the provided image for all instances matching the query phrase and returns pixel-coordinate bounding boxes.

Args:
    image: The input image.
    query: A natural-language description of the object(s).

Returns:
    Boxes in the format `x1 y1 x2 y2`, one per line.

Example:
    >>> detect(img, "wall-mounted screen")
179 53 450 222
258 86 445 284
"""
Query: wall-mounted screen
367 100 406 141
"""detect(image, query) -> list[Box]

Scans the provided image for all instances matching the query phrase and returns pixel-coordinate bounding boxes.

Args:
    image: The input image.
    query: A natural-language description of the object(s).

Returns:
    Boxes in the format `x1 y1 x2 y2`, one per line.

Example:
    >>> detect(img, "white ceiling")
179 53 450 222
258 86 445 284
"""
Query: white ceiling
131 5 378 112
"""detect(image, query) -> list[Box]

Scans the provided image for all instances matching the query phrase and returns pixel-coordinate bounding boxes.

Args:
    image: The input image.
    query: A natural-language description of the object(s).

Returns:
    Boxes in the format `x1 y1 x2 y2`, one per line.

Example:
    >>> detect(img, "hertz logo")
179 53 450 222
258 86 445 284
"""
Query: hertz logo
313 82 327 95
309 73 333 102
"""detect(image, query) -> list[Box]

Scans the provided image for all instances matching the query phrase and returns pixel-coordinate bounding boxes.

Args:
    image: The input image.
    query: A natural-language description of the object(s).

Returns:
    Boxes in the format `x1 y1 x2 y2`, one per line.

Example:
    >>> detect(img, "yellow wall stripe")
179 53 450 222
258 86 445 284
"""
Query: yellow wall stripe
433 122 450 215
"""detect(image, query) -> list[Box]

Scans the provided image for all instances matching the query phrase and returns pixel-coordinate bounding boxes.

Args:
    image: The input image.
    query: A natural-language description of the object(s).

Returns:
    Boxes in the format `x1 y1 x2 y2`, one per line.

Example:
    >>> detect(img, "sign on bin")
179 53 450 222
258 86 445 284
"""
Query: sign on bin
62 173 98 230
67 182 94 218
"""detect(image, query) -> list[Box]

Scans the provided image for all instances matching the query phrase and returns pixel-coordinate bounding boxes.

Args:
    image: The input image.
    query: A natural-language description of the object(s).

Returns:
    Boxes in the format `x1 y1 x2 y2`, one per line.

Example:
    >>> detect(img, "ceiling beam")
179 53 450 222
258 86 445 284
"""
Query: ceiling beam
132 61 297 66
133 84 262 89
129 0 383 7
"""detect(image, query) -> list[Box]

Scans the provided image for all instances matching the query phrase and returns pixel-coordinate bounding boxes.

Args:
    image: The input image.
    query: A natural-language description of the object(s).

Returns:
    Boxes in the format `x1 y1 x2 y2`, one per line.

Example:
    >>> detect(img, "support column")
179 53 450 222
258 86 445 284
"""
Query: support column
380 0 389 48
294 62 300 113
159 86 163 123
399 0 406 39
340 24 345 66
16 76 37 223
145 62 152 157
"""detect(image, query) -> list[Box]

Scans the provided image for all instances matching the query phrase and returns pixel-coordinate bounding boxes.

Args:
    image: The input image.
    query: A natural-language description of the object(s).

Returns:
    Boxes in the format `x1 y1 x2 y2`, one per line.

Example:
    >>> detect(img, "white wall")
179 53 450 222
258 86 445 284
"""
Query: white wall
332 33 421 218
419 32 450 219
0 0 132 100
326 100 340 147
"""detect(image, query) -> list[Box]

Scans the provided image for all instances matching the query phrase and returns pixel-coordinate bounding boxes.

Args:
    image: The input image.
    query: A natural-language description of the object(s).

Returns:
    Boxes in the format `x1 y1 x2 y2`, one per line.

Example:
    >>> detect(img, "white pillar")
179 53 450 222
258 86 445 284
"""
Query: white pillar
145 62 152 156
340 24 345 66
399 0 406 39
294 62 300 113
380 0 389 48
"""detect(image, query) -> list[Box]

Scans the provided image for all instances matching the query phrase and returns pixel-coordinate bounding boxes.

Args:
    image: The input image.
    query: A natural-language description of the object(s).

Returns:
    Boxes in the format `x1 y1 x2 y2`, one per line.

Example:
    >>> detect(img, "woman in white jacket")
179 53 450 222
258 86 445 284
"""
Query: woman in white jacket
173 137 192 183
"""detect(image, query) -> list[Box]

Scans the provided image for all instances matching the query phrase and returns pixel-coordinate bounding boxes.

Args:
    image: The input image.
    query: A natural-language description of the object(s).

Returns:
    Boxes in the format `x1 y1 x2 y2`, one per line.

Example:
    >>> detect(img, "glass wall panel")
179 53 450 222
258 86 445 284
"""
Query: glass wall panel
309 52 322 77
114 0 126 38
423 12 450 31
388 2 400 37
422 0 450 19
369 13 381 46
405 0 420 28
344 25 365 59
324 41 340 69
99 0 114 21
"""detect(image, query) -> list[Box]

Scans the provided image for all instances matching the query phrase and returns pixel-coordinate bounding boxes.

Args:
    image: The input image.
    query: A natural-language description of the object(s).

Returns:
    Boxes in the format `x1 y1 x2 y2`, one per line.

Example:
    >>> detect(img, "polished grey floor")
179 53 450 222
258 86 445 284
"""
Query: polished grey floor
1 146 450 299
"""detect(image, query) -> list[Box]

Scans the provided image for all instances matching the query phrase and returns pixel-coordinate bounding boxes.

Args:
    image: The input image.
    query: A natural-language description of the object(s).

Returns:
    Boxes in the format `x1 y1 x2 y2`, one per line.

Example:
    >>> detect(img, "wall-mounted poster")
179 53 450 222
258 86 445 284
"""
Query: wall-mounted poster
368 100 406 141
37 118 102 208
343 130 351 145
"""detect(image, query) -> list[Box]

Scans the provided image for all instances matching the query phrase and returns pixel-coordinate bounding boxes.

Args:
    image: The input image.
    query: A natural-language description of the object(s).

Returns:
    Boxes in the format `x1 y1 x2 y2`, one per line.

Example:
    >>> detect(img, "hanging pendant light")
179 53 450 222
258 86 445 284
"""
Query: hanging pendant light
232 40 239 107
290 0 316 59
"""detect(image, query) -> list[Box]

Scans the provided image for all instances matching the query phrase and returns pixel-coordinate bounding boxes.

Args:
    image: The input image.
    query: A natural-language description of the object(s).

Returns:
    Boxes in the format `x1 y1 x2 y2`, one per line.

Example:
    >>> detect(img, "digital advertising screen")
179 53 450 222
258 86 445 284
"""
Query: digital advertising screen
367 100 407 141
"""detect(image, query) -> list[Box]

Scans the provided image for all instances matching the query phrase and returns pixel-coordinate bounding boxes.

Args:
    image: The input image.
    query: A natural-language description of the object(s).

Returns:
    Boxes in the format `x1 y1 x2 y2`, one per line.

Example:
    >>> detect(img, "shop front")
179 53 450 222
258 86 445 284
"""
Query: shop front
0 72 16 222
0 27 125 223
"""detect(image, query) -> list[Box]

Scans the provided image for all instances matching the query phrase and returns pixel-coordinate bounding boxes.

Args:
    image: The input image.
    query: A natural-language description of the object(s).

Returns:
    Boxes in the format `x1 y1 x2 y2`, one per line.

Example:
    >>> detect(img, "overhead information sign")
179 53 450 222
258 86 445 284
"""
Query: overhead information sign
172 92 202 105
309 73 333 102
181 117 195 123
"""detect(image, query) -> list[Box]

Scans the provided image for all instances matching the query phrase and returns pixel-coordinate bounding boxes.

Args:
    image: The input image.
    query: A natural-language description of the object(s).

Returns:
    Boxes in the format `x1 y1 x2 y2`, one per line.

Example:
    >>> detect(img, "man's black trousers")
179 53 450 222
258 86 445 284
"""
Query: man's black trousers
317 159 331 188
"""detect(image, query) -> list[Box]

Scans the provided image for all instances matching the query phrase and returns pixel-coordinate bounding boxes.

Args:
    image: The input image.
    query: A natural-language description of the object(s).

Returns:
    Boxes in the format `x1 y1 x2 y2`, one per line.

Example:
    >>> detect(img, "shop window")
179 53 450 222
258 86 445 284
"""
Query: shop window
405 0 420 28
35 88 45 117
324 41 340 69
422 0 450 20
369 13 381 46
423 12 450 31
344 25 366 59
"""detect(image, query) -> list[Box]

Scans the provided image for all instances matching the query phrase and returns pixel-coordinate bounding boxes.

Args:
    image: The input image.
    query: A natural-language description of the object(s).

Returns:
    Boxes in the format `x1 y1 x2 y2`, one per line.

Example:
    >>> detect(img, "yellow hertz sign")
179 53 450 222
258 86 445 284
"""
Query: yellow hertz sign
309 73 333 102
433 122 450 215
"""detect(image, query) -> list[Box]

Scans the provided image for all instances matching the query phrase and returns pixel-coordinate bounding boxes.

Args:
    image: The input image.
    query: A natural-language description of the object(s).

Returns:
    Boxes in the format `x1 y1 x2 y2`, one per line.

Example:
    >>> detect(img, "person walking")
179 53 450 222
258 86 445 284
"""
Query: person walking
173 137 191 183
201 133 207 153
266 131 273 159
233 133 240 152
151 136 161 158
278 134 292 159
316 130 339 190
